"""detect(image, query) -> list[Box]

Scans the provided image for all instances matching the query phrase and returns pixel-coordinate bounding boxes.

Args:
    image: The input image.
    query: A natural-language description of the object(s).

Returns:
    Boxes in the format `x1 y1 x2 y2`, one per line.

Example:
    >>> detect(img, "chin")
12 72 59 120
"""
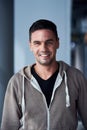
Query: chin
39 60 53 66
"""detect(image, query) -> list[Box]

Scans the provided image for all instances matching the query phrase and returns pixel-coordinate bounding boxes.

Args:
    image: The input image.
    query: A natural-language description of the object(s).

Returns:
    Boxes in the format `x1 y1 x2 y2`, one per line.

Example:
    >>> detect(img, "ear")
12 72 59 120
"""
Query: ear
29 41 33 51
56 38 59 49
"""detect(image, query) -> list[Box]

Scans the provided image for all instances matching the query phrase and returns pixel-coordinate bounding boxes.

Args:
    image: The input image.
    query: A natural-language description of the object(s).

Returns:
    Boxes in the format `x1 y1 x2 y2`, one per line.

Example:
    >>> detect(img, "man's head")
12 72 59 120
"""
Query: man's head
29 19 59 66
29 19 58 42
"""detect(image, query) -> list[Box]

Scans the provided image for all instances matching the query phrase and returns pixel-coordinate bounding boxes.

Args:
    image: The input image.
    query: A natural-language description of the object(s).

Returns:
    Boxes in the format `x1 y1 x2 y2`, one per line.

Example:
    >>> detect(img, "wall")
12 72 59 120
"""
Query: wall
14 0 71 72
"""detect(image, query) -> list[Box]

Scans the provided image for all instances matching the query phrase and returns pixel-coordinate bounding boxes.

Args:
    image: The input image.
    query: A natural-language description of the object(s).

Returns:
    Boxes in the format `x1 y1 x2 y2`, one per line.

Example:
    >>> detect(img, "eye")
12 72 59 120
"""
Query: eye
45 40 53 45
33 41 41 46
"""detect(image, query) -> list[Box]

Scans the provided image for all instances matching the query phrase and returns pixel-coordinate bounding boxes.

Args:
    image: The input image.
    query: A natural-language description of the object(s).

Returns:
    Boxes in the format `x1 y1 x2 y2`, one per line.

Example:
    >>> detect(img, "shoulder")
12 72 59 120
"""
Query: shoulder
64 62 87 88
8 65 33 84
8 71 23 85
67 64 86 80
59 61 86 82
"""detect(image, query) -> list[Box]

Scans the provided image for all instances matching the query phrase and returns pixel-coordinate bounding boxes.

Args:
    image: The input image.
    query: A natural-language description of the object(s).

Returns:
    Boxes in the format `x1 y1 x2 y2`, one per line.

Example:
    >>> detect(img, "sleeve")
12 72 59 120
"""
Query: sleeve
77 73 87 129
1 78 22 130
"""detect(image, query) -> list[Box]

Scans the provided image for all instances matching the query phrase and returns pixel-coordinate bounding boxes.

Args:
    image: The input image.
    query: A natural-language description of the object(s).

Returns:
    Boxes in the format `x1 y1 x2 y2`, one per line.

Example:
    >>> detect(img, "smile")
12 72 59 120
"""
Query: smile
41 54 50 57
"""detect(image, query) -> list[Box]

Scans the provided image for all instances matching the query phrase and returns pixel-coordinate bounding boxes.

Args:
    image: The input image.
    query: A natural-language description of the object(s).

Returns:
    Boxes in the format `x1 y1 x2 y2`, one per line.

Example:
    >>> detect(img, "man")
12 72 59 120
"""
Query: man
1 19 87 130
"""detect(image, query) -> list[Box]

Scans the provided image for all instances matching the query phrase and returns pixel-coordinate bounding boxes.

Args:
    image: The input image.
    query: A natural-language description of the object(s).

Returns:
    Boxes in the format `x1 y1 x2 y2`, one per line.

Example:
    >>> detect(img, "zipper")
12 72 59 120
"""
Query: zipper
42 94 50 130
30 73 63 130
47 108 50 130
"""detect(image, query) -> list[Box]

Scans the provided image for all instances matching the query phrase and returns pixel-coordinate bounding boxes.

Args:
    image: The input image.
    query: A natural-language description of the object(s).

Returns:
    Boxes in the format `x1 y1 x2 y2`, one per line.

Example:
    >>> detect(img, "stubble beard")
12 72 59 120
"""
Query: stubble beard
36 56 56 66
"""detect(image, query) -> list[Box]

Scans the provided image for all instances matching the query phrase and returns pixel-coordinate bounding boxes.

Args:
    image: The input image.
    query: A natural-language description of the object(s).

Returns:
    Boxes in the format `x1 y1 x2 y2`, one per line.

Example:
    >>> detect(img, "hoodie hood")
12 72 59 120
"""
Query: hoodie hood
19 61 69 79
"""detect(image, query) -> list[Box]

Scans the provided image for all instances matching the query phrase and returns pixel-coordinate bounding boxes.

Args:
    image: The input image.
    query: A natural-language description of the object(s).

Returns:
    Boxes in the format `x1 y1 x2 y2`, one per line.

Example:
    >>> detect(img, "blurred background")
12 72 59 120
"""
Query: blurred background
0 0 87 129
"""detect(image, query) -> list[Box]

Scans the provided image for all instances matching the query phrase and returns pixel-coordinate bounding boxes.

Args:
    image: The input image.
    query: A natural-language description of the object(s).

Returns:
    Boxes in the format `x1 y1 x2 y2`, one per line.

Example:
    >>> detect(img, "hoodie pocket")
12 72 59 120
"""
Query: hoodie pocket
60 107 77 130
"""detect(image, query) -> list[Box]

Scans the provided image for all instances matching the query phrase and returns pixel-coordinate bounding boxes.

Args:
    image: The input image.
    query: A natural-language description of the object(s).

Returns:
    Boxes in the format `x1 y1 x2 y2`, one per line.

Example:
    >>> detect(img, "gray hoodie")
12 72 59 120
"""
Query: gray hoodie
1 61 87 130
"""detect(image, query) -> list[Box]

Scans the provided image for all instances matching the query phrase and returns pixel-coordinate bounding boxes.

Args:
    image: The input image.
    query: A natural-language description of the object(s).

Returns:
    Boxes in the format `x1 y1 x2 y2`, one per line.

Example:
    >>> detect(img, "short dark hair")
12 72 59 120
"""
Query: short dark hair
29 19 58 41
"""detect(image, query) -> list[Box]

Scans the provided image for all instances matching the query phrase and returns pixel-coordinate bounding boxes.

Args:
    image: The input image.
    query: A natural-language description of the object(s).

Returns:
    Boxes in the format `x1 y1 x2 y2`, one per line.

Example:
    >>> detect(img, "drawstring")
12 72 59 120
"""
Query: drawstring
64 71 70 107
20 71 70 129
21 76 25 129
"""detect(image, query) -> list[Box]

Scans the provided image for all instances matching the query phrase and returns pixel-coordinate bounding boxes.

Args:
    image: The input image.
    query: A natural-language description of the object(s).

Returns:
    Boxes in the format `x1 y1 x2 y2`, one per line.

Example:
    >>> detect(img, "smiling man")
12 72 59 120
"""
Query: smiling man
1 19 87 130
30 29 59 80
30 29 59 65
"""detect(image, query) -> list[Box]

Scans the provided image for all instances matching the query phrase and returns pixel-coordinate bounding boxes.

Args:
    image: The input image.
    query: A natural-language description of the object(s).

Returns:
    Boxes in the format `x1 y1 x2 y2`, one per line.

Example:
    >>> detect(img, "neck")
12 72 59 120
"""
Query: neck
34 62 58 80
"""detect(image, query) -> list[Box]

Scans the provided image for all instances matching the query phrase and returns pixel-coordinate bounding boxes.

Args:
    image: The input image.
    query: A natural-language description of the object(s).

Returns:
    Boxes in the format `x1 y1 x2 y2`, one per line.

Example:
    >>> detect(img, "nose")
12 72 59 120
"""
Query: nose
41 42 47 51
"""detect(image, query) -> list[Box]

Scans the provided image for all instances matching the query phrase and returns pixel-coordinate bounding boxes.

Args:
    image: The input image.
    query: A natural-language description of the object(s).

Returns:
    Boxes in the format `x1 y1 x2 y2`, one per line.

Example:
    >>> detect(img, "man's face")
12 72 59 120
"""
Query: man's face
30 29 59 66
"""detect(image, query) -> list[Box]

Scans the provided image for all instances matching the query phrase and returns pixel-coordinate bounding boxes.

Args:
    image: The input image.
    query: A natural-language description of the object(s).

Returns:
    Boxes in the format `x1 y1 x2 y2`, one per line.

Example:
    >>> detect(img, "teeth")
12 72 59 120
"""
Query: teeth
41 54 49 56
42 54 47 56
39 53 50 57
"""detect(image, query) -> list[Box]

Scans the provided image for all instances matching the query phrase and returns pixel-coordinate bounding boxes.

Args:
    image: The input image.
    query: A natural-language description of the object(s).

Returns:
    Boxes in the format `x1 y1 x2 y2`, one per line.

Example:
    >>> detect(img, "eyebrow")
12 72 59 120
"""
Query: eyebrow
33 39 54 43
45 39 54 42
